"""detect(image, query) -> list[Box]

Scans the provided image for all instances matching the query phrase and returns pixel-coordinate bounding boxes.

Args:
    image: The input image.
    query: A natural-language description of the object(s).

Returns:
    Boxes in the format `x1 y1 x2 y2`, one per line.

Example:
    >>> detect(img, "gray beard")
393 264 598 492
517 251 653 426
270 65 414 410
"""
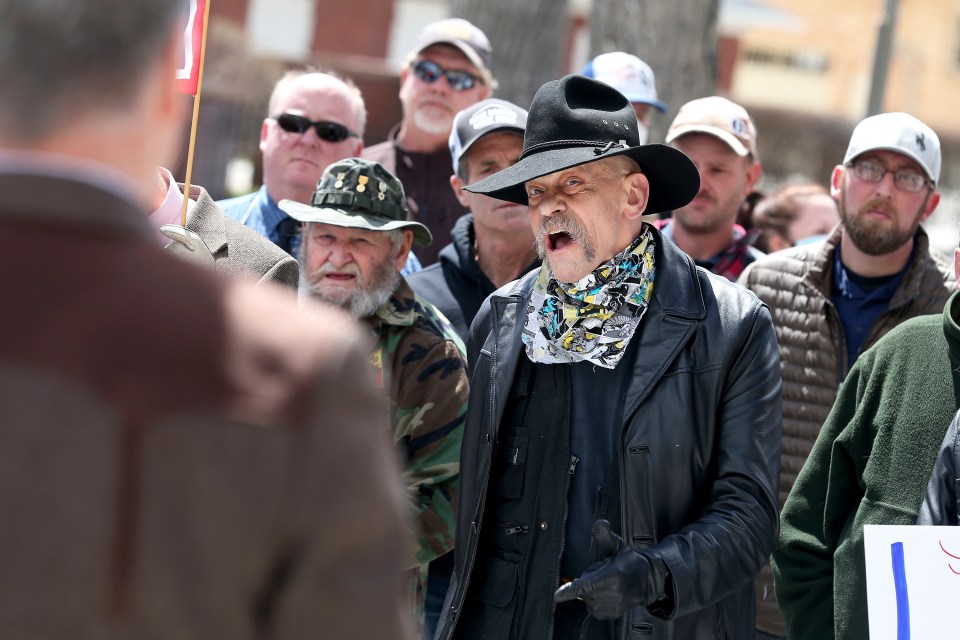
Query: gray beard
304 262 401 319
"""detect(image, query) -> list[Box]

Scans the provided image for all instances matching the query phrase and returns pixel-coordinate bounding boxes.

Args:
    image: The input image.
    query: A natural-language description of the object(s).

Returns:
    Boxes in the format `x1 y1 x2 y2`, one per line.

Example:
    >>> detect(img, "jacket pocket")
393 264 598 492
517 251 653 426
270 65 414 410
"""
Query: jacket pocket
494 432 528 499
459 554 520 640
471 555 519 607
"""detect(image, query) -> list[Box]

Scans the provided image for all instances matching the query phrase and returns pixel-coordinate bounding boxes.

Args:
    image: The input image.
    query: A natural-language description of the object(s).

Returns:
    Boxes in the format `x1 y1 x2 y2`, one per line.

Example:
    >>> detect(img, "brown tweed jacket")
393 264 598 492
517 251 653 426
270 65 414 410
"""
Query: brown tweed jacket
0 170 414 640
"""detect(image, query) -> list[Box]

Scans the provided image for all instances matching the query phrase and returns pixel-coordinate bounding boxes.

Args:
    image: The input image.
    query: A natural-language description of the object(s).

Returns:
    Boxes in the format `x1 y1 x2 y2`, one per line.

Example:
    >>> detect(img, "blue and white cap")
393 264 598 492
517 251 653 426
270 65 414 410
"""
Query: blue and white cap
581 52 667 112
449 98 528 174
843 112 941 187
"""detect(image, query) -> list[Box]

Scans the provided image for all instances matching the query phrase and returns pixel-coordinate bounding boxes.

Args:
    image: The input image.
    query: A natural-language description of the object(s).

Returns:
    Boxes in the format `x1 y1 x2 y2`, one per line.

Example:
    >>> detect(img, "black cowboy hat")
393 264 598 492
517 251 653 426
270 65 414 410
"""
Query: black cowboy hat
464 74 700 213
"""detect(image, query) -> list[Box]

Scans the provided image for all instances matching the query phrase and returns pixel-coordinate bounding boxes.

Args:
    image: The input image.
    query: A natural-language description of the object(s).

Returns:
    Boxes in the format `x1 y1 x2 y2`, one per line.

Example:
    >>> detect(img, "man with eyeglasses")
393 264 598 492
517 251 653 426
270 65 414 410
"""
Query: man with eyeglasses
219 69 365 257
739 111 956 640
364 18 493 266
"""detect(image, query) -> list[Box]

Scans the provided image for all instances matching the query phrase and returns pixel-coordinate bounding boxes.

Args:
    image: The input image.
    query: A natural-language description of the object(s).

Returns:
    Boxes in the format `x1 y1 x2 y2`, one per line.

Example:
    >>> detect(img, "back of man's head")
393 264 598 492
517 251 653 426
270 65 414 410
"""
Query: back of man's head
0 1 184 143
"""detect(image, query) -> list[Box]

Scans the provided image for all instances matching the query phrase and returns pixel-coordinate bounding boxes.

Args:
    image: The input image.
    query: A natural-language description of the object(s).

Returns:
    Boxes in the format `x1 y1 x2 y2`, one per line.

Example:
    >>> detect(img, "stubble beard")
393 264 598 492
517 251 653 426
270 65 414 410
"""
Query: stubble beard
673 191 736 236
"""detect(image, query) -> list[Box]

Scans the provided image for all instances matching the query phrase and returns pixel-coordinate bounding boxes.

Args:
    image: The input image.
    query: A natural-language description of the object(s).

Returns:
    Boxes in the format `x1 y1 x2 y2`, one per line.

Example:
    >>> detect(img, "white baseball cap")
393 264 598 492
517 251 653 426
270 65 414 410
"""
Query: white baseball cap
843 112 941 186
581 52 667 112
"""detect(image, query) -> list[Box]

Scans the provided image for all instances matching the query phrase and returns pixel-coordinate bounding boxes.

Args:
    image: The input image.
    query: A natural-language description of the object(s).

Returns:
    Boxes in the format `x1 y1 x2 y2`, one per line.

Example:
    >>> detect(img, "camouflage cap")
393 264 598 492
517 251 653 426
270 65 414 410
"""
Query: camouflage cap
279 158 432 246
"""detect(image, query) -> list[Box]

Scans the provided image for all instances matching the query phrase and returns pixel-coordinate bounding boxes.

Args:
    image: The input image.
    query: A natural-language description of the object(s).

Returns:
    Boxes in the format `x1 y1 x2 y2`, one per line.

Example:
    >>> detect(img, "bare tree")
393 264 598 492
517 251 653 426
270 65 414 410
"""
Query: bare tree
591 0 718 143
449 0 568 109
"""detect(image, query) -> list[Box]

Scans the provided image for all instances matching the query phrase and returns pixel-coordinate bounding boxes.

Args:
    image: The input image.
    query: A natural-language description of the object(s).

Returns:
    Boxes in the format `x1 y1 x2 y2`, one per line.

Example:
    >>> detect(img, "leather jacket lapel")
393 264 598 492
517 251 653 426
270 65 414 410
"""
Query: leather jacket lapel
621 228 706 422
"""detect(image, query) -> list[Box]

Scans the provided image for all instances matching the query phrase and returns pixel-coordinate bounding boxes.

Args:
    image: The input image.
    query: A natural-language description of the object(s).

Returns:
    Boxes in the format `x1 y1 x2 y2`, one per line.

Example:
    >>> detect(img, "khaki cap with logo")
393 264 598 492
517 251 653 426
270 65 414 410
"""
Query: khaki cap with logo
666 96 759 160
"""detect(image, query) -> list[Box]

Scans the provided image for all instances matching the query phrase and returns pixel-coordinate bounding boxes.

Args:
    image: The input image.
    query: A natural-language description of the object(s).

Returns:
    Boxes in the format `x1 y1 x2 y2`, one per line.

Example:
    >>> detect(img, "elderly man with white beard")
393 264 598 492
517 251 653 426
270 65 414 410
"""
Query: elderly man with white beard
280 157 468 629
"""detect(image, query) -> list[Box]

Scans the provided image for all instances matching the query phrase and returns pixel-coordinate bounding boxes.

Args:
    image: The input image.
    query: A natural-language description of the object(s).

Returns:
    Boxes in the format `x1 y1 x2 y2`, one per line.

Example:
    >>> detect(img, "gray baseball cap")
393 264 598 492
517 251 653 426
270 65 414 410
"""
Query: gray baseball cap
411 18 492 75
843 112 941 186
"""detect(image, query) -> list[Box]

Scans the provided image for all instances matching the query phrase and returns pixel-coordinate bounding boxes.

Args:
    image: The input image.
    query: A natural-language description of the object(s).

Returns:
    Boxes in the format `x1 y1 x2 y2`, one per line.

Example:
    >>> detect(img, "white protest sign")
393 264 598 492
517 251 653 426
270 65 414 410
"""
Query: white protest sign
864 524 960 639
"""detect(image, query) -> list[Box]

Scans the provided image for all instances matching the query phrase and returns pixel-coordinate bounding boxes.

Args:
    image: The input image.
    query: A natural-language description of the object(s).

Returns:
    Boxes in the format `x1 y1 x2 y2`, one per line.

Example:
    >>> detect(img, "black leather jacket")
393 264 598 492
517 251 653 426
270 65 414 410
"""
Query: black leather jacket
435 229 782 640
917 409 960 526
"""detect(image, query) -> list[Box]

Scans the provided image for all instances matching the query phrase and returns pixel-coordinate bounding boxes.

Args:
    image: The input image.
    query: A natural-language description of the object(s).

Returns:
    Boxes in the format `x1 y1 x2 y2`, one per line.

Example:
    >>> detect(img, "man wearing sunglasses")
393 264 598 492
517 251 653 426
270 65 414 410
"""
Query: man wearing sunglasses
219 70 365 257
364 18 494 266
739 112 955 640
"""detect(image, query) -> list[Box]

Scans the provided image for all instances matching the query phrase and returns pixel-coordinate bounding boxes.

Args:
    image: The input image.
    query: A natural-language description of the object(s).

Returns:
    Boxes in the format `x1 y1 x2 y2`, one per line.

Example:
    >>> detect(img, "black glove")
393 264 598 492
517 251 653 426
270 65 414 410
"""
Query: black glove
554 520 668 620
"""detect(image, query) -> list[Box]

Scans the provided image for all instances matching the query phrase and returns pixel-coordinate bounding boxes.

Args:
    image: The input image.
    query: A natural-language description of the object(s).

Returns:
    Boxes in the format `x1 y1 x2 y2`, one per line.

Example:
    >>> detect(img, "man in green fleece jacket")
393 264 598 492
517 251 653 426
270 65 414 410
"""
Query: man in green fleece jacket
773 247 960 640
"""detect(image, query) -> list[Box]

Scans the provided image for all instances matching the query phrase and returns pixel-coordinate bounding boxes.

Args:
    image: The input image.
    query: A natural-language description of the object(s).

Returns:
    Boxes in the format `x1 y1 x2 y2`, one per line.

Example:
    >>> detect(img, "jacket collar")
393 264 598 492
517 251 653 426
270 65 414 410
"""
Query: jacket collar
803 223 940 311
372 278 417 329
445 213 485 285
0 171 152 241
944 291 960 368
182 183 228 254
800 224 842 299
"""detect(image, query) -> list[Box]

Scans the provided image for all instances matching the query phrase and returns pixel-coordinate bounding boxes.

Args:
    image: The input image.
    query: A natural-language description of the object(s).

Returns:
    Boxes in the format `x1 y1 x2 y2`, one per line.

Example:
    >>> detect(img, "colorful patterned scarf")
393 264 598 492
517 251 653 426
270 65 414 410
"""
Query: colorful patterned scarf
522 227 656 369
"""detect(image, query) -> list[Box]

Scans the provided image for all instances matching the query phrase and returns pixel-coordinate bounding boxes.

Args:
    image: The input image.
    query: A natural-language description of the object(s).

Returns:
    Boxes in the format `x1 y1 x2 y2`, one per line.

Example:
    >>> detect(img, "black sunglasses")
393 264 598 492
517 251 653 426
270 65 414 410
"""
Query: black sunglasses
411 59 483 92
272 113 359 142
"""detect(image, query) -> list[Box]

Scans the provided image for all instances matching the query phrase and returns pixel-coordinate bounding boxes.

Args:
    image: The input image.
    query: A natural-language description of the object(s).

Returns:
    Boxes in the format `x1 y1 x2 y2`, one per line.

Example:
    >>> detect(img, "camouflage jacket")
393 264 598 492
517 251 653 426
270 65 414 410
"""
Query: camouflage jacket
366 278 468 618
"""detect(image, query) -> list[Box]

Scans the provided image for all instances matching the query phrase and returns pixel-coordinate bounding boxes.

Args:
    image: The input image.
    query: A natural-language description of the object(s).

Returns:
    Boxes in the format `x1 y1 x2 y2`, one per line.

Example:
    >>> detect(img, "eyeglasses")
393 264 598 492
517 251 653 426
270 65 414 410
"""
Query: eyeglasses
411 59 483 92
847 158 933 193
272 113 359 143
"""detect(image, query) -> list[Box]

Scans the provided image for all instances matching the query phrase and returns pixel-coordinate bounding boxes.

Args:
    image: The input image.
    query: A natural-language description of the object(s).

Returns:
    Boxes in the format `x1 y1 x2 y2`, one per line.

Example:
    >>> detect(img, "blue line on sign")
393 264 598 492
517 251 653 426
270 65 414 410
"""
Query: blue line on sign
891 542 910 640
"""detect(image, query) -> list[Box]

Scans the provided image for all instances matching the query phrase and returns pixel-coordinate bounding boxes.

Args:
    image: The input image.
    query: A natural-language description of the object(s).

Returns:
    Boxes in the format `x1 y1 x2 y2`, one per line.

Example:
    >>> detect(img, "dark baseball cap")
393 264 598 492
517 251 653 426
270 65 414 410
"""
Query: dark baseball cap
449 98 528 174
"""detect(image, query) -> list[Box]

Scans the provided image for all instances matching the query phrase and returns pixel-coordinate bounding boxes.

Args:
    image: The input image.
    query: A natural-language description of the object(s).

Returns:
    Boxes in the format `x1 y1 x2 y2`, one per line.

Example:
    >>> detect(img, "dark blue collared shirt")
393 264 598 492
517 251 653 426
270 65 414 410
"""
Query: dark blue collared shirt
832 244 913 369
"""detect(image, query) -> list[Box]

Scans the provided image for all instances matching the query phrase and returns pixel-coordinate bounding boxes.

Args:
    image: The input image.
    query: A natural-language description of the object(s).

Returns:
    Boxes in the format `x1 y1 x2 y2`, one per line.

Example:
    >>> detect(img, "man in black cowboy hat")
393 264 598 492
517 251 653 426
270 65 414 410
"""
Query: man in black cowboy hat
434 75 782 640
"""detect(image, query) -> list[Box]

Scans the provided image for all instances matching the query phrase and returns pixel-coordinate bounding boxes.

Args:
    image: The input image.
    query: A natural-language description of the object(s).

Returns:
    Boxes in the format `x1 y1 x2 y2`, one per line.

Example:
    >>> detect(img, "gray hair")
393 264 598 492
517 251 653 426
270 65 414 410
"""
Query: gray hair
268 68 368 138
0 0 186 142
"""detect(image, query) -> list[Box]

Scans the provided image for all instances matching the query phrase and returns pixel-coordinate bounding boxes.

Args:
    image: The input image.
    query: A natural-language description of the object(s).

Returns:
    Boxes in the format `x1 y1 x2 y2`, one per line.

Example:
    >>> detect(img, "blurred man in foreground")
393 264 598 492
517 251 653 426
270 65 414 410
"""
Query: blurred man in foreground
0 2 413 637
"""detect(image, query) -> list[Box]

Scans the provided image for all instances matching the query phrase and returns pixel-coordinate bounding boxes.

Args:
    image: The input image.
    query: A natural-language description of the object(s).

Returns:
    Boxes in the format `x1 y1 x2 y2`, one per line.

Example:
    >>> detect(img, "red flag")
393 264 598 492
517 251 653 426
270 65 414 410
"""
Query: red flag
175 0 206 95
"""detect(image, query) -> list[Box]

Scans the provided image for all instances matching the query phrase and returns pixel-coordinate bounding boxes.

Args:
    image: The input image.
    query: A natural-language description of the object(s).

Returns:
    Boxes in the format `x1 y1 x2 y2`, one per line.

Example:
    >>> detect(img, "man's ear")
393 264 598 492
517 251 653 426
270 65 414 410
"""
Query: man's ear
830 165 845 200
920 190 941 223
259 119 270 153
744 161 762 195
450 174 470 208
393 230 415 272
622 171 650 221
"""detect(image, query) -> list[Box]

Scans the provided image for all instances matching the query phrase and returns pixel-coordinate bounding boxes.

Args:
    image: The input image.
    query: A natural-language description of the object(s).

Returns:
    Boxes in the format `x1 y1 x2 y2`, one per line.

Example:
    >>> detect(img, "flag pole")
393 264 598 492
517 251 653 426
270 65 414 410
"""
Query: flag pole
181 0 212 227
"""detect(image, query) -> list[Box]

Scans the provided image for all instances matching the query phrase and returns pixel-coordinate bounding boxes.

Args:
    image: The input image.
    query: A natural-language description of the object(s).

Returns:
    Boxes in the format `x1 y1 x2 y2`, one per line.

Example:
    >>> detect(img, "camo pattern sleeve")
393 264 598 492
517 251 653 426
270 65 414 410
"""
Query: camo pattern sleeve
372 278 468 617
